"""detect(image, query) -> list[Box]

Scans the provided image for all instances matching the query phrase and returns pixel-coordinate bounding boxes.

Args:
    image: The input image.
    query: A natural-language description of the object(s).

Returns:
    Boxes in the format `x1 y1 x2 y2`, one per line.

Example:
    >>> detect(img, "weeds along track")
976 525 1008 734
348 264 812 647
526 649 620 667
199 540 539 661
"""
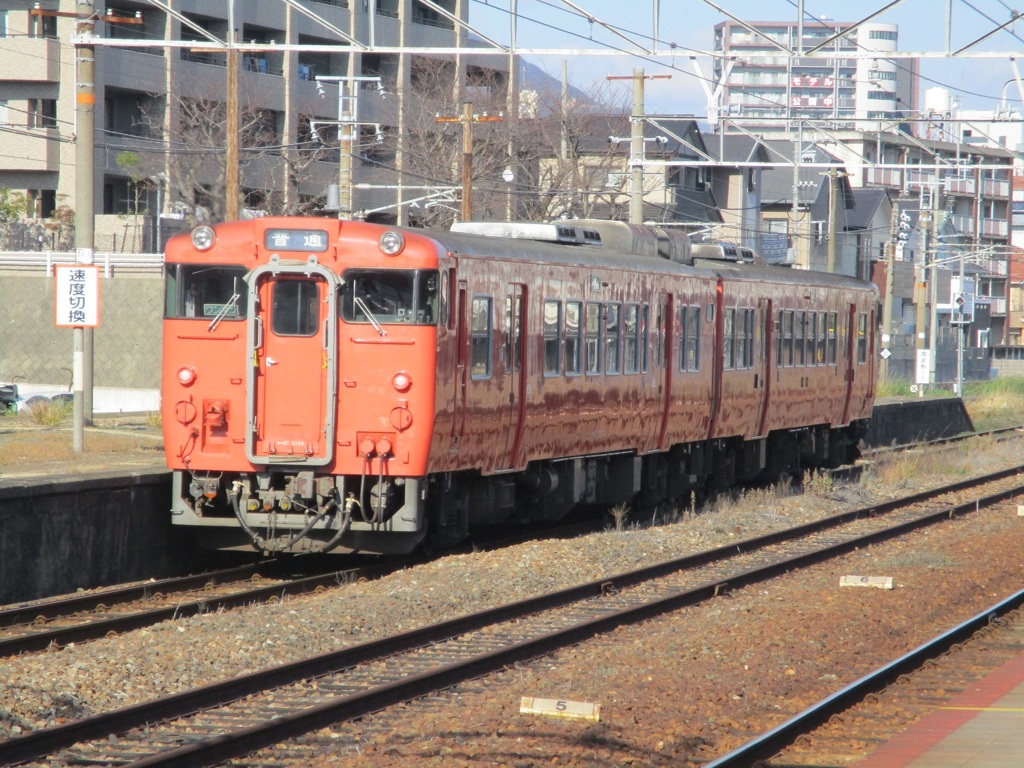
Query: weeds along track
2 464 1022 768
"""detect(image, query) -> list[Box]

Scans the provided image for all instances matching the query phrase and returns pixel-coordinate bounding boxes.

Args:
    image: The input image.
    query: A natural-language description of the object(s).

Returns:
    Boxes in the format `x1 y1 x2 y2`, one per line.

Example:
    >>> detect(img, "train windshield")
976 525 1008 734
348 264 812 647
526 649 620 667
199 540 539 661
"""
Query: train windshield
165 265 249 320
341 269 438 326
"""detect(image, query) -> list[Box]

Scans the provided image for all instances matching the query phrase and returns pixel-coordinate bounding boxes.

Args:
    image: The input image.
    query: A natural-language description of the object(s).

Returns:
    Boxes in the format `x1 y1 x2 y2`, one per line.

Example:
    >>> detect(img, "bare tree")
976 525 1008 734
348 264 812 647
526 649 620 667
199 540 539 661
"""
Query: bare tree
388 60 635 228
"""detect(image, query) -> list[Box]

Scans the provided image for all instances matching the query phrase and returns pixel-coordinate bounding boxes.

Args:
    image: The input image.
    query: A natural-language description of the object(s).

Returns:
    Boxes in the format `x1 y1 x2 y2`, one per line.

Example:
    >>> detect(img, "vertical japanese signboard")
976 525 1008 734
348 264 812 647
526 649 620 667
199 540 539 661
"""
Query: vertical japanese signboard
54 265 100 327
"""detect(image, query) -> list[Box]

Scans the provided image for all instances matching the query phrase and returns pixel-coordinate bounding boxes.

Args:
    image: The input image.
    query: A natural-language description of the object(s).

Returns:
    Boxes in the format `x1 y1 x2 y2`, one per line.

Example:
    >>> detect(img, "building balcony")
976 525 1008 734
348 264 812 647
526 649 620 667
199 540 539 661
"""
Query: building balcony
865 167 902 187
0 128 61 172
981 218 1009 238
982 178 1010 198
944 176 976 196
949 214 975 235
0 37 60 82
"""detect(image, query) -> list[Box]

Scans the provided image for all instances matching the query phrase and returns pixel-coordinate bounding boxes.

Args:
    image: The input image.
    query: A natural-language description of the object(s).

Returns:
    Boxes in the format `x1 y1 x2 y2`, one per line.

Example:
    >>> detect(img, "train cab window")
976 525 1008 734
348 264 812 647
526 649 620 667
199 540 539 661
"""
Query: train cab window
624 304 640 374
795 311 806 366
470 296 492 378
827 312 838 365
271 280 319 336
165 264 248 320
856 312 868 364
681 305 701 372
585 303 602 375
341 269 438 325
605 304 621 374
723 309 735 370
543 300 561 376
565 301 582 375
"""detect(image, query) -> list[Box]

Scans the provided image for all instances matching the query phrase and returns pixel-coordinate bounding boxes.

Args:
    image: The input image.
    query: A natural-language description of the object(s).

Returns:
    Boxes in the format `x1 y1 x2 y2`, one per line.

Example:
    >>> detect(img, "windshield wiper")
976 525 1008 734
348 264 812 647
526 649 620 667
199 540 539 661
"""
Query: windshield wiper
208 292 240 332
354 297 387 337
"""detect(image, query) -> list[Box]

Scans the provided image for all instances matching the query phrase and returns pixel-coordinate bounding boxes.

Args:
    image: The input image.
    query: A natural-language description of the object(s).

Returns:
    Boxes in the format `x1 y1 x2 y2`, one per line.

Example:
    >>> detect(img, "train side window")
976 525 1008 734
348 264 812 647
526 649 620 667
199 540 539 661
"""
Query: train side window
565 301 582 376
687 305 701 371
817 311 827 365
808 312 817 366
641 305 650 373
470 296 492 379
738 308 753 369
795 311 805 366
827 311 837 365
543 300 561 377
747 308 757 367
856 312 868 364
624 304 640 374
585 303 602 375
271 280 319 336
783 310 794 367
605 304 621 374
723 308 735 370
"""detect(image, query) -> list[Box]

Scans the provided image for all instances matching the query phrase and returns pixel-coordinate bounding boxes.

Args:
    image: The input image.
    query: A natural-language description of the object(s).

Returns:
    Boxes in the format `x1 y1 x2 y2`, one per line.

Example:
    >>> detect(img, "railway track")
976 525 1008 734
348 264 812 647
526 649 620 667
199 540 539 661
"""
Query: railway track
0 559 395 658
2 463 1022 768
704 591 1024 767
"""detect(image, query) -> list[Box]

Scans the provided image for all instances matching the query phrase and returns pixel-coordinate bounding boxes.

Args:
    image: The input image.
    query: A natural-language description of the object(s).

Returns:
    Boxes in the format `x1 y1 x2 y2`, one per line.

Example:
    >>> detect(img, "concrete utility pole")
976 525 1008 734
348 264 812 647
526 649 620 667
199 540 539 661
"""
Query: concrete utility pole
880 200 899 385
225 22 239 221
73 0 97 449
606 69 671 225
435 102 503 222
824 168 848 273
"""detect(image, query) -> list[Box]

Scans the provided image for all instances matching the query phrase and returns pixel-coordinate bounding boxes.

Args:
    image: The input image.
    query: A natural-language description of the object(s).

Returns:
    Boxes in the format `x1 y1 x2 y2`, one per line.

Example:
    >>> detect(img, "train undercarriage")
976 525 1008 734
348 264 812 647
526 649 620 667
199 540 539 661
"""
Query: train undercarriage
172 421 866 556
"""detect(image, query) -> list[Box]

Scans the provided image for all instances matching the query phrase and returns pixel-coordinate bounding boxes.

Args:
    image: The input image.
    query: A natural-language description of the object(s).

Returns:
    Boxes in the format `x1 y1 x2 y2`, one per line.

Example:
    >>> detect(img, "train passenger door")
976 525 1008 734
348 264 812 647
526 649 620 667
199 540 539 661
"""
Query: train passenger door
245 258 338 465
754 298 773 437
499 283 527 470
654 292 674 449
841 302 856 424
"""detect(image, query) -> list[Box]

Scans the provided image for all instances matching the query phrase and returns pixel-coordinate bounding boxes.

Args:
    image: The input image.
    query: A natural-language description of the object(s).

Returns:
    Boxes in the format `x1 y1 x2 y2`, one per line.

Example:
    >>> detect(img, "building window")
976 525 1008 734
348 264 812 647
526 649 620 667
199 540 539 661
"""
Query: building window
868 29 897 41
28 99 58 129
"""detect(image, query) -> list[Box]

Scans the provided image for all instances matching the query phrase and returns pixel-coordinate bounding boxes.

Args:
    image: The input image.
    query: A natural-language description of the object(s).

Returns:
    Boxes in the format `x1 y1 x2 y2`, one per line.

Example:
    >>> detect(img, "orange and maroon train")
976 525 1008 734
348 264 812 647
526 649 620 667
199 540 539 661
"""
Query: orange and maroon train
161 217 877 555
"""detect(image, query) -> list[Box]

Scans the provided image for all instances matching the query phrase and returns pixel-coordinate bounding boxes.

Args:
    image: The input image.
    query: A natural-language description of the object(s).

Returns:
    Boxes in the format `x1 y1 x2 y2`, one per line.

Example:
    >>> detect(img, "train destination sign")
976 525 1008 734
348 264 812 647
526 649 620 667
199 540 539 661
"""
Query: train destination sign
264 229 329 252
54 265 100 328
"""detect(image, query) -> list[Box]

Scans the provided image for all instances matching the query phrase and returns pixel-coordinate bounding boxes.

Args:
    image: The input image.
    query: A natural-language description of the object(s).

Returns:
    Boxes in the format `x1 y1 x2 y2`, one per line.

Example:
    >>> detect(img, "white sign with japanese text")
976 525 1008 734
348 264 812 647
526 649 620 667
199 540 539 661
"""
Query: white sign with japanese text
54 265 100 328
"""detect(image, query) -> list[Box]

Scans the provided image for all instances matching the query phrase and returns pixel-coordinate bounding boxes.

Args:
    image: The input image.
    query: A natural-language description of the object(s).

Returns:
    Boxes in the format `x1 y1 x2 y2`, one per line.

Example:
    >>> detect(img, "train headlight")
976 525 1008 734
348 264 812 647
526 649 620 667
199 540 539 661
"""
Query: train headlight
177 366 197 387
378 230 404 256
190 225 216 251
392 371 412 392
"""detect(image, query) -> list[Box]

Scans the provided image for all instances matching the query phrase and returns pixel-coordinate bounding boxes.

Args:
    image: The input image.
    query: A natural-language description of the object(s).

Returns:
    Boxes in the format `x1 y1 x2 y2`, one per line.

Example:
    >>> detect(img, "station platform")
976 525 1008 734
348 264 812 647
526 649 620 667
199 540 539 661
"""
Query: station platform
854 650 1024 767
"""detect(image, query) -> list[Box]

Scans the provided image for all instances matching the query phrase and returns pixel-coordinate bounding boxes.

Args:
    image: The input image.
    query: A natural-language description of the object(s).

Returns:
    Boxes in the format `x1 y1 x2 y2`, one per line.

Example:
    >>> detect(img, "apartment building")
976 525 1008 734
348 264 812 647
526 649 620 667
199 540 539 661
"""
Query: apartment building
0 0 502 249
713 19 919 134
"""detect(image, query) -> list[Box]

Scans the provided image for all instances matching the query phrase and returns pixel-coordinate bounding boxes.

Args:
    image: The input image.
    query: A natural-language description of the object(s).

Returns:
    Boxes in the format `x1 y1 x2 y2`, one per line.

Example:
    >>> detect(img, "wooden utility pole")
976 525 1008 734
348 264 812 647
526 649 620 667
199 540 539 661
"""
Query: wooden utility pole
435 103 503 222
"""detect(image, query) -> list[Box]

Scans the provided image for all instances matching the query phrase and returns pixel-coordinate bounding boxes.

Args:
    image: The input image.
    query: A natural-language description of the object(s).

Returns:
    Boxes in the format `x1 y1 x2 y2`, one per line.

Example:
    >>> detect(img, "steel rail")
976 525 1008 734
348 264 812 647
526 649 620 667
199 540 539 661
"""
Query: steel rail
3 465 1022 767
703 588 1024 768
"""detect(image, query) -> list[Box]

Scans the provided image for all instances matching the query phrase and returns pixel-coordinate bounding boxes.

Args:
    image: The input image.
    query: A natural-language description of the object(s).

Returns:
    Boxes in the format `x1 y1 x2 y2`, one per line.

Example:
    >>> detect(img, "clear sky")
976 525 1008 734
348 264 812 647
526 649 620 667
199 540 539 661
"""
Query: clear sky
464 0 1024 118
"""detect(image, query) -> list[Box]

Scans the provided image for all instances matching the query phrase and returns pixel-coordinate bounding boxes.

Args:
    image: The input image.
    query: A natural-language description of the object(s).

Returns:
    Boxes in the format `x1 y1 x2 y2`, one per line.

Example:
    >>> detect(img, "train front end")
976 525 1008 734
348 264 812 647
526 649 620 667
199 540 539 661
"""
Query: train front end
162 218 442 555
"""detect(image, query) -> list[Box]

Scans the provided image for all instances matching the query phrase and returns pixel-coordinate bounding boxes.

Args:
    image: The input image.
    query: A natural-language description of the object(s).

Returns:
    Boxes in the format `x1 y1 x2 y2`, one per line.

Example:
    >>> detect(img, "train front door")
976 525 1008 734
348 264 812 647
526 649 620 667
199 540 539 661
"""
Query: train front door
245 259 338 466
